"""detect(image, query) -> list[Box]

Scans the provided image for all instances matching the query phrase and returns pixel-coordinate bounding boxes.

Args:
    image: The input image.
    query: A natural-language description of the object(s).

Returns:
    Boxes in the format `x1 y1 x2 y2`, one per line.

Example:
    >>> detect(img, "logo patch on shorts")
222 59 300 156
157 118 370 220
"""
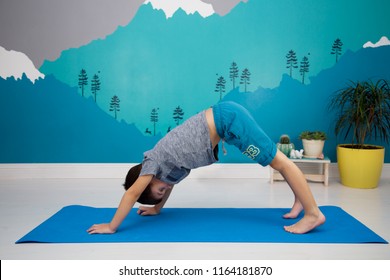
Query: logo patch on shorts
243 145 260 159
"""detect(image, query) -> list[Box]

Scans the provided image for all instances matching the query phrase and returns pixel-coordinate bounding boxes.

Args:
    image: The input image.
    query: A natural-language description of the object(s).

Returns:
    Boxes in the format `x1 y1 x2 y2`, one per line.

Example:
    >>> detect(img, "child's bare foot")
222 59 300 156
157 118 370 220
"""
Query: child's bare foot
284 210 325 234
283 201 303 219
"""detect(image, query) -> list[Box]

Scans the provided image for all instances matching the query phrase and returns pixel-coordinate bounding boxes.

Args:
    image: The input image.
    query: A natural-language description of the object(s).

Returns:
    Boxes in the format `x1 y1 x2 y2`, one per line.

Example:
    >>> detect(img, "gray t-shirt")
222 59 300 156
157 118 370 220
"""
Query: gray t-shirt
140 111 218 185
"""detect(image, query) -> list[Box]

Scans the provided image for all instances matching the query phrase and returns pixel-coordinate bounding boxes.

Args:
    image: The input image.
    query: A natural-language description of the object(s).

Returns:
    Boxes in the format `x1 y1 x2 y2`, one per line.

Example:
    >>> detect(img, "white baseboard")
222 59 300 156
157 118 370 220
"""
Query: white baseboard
0 163 388 180
0 163 267 179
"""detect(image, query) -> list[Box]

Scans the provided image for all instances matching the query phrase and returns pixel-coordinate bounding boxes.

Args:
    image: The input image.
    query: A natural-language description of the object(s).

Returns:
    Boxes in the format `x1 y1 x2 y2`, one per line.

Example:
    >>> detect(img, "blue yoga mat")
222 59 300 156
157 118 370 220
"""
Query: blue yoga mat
16 205 387 244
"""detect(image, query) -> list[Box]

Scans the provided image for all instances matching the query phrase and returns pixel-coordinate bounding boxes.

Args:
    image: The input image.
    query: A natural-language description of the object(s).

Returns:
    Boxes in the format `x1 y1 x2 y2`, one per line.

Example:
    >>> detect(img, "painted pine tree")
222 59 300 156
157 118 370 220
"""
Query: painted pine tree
215 76 226 101
331 38 343 63
240 68 251 92
229 61 239 89
91 73 101 103
173 106 184 126
109 95 120 119
299 56 310 84
78 69 88 97
286 50 298 77
150 108 159 136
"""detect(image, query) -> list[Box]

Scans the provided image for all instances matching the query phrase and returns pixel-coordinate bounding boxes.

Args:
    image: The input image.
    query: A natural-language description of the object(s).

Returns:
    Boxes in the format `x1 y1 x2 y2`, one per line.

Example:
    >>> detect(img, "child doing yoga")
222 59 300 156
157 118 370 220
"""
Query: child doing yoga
87 101 325 235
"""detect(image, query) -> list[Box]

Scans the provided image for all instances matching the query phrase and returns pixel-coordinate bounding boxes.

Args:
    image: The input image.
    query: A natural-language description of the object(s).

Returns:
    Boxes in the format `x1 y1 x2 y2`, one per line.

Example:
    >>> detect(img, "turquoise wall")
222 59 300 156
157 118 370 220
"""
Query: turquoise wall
1 0 390 163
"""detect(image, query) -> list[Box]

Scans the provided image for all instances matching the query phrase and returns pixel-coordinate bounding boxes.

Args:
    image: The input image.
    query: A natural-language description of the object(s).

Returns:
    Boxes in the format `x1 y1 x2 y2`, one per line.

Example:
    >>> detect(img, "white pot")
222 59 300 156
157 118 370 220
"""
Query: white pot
302 139 325 158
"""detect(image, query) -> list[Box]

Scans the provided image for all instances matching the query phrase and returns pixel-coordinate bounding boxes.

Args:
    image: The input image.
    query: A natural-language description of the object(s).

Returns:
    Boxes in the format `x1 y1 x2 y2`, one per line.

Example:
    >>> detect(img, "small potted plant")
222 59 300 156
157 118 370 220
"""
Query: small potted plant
277 134 295 157
328 79 390 189
299 131 327 158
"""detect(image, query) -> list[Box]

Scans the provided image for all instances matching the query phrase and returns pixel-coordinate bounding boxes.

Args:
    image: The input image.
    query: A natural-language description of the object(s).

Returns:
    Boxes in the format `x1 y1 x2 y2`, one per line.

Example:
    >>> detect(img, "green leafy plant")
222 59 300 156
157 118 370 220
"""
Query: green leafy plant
299 131 327 141
328 79 390 148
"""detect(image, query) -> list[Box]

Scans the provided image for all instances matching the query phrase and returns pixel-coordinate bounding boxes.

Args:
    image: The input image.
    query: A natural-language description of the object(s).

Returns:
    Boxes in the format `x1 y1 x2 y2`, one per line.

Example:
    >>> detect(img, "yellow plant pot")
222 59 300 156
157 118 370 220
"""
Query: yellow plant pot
337 144 385 189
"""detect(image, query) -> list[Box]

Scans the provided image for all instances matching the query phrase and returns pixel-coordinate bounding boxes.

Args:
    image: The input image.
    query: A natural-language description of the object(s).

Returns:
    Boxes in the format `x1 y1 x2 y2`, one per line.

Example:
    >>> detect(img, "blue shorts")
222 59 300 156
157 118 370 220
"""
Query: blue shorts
212 101 277 166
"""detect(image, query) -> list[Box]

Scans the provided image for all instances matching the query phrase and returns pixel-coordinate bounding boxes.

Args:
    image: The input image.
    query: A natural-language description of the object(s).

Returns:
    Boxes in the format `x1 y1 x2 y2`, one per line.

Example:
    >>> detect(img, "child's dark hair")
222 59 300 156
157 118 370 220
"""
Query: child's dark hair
123 164 163 205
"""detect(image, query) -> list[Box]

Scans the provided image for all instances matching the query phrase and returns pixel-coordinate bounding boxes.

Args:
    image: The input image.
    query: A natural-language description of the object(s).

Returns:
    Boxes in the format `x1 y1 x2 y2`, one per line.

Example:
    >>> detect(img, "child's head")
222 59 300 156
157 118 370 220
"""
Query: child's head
123 164 163 205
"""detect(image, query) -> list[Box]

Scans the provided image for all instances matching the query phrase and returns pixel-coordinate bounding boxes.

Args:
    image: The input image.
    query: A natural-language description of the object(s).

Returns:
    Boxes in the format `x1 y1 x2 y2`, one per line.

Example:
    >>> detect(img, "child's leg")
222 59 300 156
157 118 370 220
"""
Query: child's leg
270 150 325 234
213 102 325 233
283 196 303 219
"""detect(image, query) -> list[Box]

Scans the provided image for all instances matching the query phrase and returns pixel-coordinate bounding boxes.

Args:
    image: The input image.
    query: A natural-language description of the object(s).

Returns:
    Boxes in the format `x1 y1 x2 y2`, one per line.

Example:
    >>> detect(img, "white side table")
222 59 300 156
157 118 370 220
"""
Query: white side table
270 156 331 186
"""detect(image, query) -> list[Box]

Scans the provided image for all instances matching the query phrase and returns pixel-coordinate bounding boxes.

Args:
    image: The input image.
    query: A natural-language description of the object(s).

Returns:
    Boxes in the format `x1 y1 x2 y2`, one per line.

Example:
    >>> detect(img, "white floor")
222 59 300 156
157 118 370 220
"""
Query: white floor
1 174 390 260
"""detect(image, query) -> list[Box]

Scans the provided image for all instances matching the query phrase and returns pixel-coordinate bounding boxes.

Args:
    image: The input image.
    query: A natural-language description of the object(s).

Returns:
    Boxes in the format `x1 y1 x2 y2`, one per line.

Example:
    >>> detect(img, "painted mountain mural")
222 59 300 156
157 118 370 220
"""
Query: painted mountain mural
0 75 157 163
1 45 389 163
1 0 390 163
40 0 390 135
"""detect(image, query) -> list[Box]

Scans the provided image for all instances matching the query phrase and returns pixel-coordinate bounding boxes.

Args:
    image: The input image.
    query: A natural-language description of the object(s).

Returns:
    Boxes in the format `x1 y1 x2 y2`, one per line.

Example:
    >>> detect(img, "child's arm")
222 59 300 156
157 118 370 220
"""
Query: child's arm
87 174 153 234
137 186 174 216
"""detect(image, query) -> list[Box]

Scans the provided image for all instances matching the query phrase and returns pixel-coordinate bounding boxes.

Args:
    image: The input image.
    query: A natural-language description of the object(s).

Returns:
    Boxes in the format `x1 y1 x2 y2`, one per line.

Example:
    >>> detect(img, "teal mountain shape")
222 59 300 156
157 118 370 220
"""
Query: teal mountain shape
0 46 389 163
222 46 390 163
0 74 157 163
39 0 390 136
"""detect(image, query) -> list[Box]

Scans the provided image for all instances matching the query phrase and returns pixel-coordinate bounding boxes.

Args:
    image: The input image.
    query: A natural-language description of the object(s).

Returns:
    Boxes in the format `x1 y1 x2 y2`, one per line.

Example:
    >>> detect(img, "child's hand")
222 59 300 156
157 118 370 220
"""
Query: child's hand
137 205 160 216
87 223 116 234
